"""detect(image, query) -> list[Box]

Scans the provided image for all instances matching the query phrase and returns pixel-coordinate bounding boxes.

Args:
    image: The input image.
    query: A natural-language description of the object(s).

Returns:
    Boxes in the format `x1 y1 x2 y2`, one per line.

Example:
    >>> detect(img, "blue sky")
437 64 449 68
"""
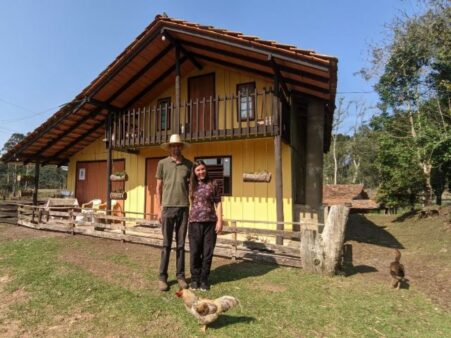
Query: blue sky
0 0 422 149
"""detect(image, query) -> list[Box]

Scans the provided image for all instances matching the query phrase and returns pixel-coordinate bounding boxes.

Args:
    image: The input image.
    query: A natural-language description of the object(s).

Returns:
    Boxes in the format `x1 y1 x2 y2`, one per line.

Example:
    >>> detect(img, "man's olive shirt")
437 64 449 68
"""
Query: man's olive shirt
156 156 193 207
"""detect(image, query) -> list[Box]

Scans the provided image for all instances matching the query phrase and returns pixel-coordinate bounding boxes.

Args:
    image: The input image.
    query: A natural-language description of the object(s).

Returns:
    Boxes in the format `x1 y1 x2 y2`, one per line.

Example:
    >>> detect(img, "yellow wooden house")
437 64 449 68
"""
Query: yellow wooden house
2 15 338 231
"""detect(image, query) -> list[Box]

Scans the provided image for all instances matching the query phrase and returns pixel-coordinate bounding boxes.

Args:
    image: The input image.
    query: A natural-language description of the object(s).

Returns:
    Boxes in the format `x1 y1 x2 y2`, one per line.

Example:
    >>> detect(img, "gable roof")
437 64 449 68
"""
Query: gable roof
2 14 338 165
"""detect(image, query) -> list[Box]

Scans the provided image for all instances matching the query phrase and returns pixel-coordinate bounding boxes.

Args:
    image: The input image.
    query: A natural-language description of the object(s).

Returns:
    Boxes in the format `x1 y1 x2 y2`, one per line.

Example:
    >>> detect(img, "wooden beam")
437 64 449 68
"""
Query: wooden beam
43 120 104 165
106 112 113 213
181 39 329 83
125 56 188 108
162 26 329 72
88 98 120 111
270 57 290 100
175 44 181 132
190 52 330 95
26 45 175 163
33 161 40 206
107 44 174 103
88 29 162 98
8 28 162 163
23 108 103 164
163 32 203 70
274 75 284 245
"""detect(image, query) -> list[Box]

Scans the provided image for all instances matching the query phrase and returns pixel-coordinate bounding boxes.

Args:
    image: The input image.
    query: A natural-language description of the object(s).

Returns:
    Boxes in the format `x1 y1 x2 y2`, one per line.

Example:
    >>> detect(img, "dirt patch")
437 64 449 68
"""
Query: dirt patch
58 237 156 290
344 214 451 311
0 223 67 242
0 274 28 338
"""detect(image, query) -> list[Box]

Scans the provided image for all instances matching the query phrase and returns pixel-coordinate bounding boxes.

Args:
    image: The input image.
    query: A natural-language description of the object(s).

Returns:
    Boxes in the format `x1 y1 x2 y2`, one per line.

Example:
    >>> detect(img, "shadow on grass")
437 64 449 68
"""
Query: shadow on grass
210 259 278 284
339 264 378 277
208 314 256 329
393 209 419 222
346 214 404 249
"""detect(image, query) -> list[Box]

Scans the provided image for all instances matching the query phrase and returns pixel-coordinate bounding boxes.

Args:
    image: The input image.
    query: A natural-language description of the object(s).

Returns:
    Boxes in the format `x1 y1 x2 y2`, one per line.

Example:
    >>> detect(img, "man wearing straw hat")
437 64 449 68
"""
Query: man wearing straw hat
156 134 192 291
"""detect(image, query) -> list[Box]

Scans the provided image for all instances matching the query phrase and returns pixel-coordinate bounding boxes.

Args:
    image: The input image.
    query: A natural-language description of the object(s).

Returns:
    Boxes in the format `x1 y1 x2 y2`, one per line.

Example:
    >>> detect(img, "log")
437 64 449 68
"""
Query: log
242 172 272 183
300 205 350 275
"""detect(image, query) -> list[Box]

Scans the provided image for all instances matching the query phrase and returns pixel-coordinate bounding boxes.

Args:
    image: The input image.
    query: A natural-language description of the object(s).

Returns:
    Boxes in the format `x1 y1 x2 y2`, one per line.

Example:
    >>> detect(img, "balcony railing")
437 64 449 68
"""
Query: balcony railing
111 89 280 148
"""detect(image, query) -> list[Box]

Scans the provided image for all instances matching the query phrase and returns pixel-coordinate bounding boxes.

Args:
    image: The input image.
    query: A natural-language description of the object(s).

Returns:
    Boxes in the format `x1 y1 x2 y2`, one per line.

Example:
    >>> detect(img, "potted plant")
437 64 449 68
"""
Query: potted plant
110 171 128 181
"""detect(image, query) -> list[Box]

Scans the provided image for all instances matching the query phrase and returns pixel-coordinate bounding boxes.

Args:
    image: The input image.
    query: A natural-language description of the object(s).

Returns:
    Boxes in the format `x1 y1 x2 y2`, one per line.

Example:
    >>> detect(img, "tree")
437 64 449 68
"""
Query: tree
1 133 67 198
0 133 26 197
362 0 451 206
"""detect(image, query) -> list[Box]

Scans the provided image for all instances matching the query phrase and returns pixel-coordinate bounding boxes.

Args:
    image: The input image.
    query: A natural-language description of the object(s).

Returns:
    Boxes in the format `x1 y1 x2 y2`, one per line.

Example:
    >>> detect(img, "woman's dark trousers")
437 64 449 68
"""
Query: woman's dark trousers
188 222 217 283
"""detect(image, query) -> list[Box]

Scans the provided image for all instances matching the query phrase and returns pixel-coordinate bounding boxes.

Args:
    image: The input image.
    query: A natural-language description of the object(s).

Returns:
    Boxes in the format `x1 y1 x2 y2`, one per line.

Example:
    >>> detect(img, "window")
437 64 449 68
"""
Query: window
157 98 171 130
237 82 256 121
194 156 232 196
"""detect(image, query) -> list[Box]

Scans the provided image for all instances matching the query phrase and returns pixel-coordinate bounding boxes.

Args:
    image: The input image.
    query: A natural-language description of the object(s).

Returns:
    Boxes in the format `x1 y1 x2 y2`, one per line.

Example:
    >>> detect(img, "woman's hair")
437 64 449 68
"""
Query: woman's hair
189 160 210 203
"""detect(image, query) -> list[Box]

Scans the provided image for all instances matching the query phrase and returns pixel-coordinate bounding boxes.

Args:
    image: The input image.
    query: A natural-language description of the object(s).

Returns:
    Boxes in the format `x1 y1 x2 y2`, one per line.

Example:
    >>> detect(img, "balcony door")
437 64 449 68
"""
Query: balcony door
188 73 215 134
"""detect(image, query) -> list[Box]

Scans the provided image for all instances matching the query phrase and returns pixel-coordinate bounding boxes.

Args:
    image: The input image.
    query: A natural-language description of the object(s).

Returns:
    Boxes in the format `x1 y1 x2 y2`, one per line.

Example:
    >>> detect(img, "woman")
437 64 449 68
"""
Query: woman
188 160 223 291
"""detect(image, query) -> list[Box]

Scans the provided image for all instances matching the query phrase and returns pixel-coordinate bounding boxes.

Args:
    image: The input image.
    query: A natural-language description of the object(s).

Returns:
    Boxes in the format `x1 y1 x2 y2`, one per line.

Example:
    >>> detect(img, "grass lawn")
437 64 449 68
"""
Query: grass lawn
0 211 450 337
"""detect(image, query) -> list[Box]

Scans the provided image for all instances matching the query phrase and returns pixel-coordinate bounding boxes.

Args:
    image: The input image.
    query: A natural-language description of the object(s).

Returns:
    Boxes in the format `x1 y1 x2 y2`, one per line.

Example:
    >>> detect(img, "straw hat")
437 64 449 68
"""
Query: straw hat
160 134 190 150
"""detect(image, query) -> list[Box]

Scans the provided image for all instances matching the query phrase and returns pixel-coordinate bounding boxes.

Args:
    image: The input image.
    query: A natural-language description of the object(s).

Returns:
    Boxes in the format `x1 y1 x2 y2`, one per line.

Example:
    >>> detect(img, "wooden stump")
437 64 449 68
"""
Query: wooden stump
300 205 350 275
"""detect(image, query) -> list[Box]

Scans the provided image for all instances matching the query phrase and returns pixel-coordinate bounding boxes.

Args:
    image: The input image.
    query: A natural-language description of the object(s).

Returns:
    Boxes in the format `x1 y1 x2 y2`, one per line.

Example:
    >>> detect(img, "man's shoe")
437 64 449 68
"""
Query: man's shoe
190 281 200 290
199 281 210 291
158 280 169 292
177 278 188 289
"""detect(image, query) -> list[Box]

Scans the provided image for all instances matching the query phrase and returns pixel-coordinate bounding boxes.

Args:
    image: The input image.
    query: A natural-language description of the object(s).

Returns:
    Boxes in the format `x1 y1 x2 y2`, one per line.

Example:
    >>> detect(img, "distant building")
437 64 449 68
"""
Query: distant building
323 184 379 212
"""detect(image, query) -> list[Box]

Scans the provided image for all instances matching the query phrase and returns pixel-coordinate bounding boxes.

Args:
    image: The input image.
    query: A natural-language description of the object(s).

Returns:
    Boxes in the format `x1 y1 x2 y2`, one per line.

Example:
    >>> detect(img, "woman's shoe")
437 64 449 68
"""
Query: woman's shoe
190 281 200 290
199 281 210 291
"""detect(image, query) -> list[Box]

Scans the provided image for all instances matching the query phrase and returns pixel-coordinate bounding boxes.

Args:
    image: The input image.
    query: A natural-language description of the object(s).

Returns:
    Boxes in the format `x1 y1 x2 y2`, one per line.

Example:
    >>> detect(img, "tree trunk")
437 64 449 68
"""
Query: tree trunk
352 158 360 184
436 194 442 205
300 205 350 275
422 162 433 206
333 135 338 184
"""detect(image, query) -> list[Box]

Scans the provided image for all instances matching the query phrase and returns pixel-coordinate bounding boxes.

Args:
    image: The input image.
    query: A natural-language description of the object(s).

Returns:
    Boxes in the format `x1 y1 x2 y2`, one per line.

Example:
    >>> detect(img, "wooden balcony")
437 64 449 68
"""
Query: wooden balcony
111 89 280 148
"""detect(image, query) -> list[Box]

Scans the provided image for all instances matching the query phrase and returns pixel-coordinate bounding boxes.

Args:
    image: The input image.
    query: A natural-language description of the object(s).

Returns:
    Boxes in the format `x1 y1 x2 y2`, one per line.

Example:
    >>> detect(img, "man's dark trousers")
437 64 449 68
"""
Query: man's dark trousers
159 207 188 281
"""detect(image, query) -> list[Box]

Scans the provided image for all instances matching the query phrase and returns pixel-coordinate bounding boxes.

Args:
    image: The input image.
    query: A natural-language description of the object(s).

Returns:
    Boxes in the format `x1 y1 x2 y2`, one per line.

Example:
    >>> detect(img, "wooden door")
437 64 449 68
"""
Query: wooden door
188 73 215 134
145 158 163 220
75 160 125 207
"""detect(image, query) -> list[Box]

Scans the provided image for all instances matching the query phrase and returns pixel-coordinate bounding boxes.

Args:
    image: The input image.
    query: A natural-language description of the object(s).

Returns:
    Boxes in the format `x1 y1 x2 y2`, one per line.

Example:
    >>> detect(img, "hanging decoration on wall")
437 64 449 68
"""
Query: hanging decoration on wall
243 171 272 183
110 171 128 181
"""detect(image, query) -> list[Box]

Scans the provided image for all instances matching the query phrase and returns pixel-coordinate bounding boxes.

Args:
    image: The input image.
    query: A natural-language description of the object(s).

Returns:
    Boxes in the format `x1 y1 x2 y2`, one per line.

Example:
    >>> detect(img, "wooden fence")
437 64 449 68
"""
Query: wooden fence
0 200 20 224
16 204 311 268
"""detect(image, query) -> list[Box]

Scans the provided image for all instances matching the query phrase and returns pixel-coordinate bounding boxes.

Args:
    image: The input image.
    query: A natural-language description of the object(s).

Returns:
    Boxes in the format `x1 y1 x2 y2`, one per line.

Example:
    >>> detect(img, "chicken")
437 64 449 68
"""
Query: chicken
175 288 239 332
389 249 406 289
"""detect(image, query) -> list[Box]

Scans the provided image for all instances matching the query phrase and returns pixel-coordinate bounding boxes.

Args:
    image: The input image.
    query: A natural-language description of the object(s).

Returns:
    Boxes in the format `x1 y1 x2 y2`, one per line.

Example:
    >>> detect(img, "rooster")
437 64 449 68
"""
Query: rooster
175 288 240 332
389 249 406 289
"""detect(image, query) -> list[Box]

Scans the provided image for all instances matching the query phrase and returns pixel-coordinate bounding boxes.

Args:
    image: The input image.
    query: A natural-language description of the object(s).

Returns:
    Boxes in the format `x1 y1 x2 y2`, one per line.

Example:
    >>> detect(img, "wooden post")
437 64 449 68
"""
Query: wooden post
106 111 113 214
69 209 75 235
273 76 284 245
231 221 237 261
175 45 181 133
33 161 40 206
300 205 350 275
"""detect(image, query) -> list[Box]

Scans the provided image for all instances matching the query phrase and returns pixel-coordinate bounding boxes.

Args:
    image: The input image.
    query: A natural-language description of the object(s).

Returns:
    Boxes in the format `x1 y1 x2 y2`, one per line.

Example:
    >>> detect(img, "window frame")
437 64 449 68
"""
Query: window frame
194 155 232 196
157 97 171 131
236 82 256 122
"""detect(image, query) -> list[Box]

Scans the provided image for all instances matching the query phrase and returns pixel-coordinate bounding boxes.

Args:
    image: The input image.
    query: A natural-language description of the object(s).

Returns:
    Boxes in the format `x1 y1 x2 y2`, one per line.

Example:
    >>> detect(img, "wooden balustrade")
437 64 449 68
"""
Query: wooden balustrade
112 89 279 148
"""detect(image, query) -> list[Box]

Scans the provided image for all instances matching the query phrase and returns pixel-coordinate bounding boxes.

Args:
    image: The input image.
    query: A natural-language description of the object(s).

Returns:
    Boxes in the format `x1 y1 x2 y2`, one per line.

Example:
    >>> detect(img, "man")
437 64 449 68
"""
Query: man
156 134 192 291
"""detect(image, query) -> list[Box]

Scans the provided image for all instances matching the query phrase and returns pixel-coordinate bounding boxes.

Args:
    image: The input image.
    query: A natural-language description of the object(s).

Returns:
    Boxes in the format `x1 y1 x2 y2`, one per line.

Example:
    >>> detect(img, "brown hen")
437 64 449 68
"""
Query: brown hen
175 288 239 332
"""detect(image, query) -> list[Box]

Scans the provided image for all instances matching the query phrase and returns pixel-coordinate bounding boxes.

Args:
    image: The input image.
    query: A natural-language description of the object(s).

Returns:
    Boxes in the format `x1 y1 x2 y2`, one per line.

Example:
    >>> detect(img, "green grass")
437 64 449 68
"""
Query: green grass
0 218 450 337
